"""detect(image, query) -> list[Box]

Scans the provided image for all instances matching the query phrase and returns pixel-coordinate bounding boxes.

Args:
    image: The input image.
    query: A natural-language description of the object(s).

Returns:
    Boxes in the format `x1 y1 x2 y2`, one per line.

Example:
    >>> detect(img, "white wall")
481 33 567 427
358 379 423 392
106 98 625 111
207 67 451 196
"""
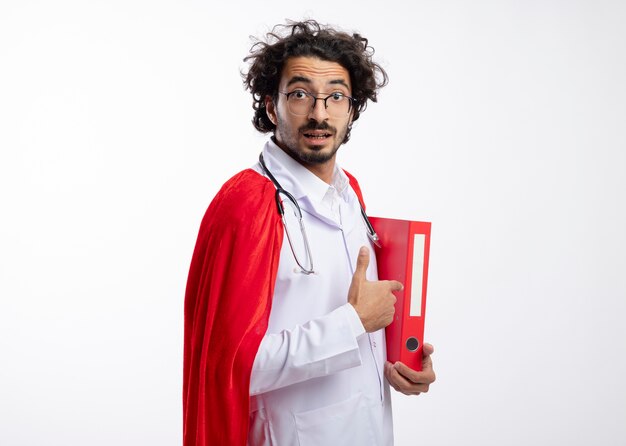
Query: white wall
1 1 625 445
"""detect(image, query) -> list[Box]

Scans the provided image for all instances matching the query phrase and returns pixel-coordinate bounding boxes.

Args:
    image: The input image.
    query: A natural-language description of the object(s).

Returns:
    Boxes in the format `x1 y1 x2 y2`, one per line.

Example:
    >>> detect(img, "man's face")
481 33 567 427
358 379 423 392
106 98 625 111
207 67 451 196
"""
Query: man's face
265 56 353 167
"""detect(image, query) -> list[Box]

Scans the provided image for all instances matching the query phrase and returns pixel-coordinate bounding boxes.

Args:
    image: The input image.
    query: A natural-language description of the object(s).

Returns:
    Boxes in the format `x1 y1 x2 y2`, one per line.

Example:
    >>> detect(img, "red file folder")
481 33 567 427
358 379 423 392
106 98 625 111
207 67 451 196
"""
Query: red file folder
369 217 431 371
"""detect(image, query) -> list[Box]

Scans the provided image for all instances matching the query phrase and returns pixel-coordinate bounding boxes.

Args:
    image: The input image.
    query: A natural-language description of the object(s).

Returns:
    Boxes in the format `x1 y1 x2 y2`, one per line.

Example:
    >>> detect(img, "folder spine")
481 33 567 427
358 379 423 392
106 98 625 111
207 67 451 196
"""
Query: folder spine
370 217 431 372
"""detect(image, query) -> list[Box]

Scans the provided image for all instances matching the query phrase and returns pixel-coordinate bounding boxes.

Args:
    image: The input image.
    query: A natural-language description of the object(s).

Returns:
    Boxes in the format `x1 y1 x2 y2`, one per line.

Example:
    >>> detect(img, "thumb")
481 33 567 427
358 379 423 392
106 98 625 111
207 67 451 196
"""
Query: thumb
353 246 370 281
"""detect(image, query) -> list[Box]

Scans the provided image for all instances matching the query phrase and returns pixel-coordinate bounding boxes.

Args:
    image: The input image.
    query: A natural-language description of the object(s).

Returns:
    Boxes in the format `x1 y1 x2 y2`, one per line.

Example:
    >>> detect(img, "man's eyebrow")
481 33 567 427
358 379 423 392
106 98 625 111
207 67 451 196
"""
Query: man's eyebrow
329 79 350 88
286 76 311 87
286 76 351 89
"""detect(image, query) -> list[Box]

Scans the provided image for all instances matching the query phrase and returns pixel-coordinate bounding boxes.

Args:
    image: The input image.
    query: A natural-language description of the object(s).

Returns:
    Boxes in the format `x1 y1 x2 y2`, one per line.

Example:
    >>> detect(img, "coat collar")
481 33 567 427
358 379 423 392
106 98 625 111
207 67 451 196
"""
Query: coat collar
261 140 357 228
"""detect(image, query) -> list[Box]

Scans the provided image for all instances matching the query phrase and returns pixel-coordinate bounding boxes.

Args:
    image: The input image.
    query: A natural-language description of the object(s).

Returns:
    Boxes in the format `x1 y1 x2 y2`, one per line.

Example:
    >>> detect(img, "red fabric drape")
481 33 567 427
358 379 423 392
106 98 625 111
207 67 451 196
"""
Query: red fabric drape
183 168 365 445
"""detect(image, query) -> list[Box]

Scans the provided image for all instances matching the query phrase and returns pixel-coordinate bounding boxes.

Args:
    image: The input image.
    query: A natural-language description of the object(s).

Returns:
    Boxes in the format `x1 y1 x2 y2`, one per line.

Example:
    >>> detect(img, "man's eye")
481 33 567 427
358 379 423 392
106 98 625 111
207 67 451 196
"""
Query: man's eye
330 93 344 101
291 90 308 100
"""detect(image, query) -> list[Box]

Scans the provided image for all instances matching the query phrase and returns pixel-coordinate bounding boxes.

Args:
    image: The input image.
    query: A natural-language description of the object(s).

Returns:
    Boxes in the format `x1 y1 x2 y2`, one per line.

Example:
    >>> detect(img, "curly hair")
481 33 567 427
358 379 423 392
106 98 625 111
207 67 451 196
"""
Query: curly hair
242 20 388 143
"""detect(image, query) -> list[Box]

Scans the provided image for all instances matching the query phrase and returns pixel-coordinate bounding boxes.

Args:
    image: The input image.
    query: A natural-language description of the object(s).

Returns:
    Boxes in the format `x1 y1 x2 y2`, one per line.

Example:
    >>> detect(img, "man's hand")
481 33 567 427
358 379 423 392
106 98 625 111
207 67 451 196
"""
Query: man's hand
384 343 436 396
348 246 403 333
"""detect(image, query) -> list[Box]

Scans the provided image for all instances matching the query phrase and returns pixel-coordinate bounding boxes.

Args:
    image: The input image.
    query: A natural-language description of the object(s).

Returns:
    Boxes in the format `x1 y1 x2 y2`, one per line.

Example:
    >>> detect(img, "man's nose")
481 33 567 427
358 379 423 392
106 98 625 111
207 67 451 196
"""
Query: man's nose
308 97 330 121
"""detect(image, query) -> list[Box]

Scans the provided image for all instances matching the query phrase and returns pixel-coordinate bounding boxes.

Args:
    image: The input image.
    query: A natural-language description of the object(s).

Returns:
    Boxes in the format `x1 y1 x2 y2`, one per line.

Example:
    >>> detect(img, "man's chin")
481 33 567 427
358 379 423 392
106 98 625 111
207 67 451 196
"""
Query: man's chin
275 136 341 166
297 145 338 164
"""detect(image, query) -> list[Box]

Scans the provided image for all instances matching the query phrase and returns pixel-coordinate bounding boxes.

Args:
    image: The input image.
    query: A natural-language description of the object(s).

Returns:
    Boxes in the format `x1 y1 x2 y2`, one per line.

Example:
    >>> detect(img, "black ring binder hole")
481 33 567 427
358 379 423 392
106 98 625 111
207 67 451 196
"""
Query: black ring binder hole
406 337 419 352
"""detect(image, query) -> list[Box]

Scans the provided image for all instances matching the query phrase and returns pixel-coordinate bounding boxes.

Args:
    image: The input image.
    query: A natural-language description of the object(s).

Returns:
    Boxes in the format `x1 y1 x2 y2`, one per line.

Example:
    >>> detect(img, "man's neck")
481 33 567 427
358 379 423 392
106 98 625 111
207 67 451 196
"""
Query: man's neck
301 160 335 185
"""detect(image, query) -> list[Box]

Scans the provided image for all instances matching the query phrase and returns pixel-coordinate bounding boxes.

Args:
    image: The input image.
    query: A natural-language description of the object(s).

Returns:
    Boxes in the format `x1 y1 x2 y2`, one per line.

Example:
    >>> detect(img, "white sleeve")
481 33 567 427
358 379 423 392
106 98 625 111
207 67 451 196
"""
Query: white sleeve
249 303 366 396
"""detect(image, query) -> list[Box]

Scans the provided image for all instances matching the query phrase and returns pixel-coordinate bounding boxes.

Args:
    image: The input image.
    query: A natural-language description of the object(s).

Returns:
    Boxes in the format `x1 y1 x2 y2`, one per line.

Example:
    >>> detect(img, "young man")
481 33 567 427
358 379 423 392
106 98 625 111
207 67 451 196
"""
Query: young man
183 20 436 446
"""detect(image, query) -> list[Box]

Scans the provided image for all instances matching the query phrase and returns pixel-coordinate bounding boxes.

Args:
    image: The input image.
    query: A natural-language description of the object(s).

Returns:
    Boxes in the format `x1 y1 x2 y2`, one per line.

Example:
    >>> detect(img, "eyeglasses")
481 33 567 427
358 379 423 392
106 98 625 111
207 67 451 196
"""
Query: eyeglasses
280 90 354 118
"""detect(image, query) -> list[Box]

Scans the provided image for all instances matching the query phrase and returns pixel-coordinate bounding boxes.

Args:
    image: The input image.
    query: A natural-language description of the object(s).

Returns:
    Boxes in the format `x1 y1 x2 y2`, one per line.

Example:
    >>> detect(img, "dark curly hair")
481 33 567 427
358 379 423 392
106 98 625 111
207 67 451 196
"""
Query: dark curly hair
242 20 388 143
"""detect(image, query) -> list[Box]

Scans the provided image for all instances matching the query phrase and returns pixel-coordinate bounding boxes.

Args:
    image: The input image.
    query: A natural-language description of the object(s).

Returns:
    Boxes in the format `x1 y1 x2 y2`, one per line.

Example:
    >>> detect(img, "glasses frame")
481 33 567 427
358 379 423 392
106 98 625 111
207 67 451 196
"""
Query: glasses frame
280 90 355 117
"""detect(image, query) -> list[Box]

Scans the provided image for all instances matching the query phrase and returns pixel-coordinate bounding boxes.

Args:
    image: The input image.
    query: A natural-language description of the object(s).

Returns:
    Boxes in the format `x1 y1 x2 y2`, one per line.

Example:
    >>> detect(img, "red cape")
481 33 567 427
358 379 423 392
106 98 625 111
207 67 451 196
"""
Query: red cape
183 167 366 446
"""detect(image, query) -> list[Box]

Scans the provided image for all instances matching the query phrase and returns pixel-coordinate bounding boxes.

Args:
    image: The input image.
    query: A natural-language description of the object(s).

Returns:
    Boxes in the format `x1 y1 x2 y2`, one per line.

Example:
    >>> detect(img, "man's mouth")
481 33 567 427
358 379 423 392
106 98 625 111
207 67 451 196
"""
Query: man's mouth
302 131 332 139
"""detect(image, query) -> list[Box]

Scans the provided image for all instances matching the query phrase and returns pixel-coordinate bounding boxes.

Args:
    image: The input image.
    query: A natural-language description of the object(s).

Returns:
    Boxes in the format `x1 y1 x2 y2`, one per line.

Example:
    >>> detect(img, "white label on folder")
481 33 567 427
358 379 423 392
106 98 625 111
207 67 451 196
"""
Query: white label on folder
410 234 425 317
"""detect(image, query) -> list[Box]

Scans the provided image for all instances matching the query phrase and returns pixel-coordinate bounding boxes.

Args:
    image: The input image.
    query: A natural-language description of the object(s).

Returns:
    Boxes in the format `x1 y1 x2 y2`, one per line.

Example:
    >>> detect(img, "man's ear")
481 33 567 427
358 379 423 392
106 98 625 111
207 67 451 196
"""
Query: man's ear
265 95 277 125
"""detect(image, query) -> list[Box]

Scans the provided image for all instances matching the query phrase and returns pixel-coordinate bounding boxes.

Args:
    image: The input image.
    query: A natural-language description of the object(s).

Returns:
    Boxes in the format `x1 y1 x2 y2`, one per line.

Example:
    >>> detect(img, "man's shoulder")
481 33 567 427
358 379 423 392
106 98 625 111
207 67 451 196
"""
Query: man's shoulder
342 168 360 188
341 168 366 209
203 168 276 226
218 168 270 196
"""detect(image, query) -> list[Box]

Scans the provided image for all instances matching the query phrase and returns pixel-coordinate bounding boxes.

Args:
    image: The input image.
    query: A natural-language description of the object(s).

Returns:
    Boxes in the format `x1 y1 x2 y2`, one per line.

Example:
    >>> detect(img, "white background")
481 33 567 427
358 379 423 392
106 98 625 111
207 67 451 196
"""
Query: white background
1 1 625 445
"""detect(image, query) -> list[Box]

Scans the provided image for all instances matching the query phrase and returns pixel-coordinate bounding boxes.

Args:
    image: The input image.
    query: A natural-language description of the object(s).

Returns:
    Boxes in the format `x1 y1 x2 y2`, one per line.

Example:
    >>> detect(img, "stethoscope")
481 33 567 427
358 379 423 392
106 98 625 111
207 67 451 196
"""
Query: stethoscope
259 153 380 275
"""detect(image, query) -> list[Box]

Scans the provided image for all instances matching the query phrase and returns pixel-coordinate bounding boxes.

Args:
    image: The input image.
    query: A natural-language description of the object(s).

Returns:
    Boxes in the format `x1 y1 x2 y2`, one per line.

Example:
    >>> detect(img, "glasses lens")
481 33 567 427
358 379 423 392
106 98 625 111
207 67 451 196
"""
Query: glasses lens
325 94 351 117
286 92 351 117
286 92 313 116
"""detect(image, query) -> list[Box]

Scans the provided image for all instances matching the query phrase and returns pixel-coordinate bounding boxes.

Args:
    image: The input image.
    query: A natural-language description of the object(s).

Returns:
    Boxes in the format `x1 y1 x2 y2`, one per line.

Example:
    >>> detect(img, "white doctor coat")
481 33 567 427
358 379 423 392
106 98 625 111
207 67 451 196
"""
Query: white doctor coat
248 140 394 445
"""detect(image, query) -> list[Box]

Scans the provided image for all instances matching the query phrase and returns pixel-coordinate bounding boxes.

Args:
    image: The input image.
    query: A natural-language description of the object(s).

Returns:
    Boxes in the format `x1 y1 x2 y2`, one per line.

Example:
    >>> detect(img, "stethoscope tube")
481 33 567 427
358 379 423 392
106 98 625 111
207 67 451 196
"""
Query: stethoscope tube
259 153 381 274
260 153 315 274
